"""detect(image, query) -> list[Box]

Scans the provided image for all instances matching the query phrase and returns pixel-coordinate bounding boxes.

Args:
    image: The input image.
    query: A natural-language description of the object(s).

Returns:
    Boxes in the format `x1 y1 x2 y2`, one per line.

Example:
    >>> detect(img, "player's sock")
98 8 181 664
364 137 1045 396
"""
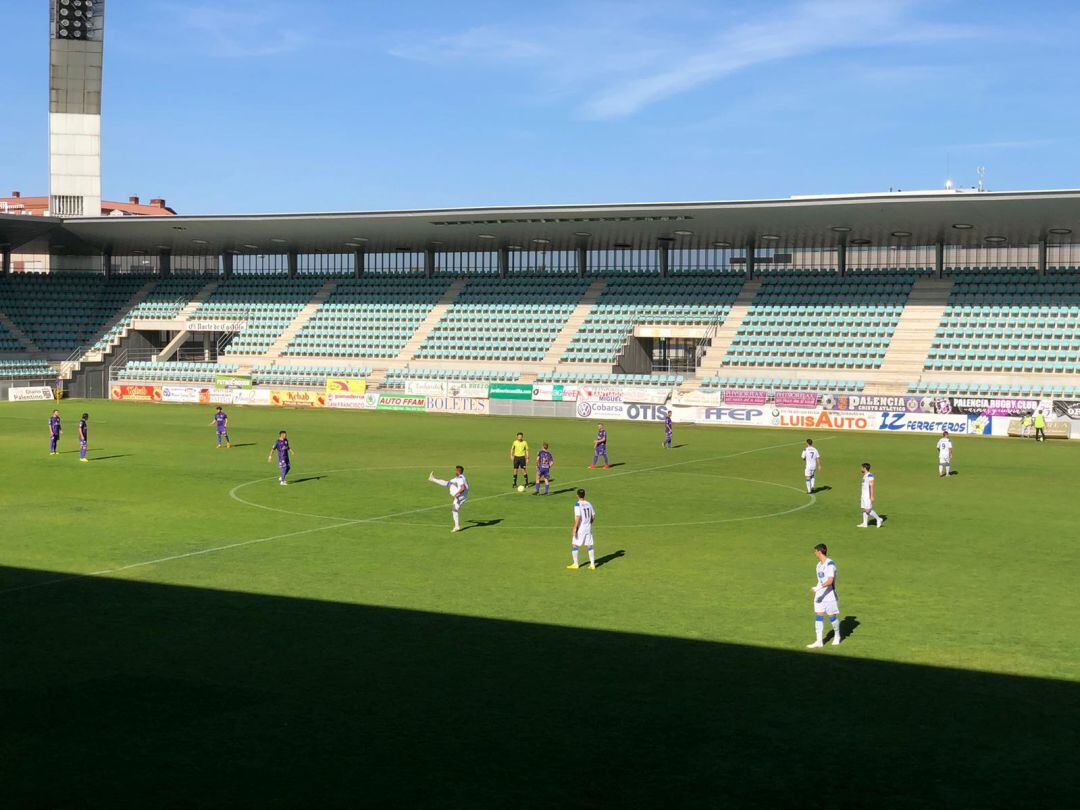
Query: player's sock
830 616 841 642
859 512 868 527
869 509 882 525
513 474 518 487
815 616 824 643
544 483 549 494
571 547 579 566
587 548 595 566
452 511 460 530
592 453 599 466
431 476 448 486
945 464 950 475
534 481 540 493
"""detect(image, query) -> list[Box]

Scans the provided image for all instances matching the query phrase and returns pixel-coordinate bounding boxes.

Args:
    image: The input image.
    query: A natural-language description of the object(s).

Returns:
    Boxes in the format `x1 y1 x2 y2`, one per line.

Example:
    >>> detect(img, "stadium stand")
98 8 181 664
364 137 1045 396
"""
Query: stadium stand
561 276 744 364
909 381 1080 398
537 371 682 387
383 367 520 386
188 277 324 357
116 361 238 382
0 319 24 352
416 277 590 362
251 364 371 387
92 276 210 352
924 272 1080 374
0 272 150 352
0 359 55 379
697 376 865 393
284 278 451 359
723 274 917 369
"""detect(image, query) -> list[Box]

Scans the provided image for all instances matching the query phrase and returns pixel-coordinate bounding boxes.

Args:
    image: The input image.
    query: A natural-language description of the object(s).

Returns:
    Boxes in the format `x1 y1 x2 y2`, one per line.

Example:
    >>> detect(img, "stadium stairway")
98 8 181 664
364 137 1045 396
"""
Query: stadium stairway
59 278 159 378
863 277 954 394
686 278 760 388
0 310 45 357
539 278 607 369
176 279 222 320
262 279 339 363
393 277 468 365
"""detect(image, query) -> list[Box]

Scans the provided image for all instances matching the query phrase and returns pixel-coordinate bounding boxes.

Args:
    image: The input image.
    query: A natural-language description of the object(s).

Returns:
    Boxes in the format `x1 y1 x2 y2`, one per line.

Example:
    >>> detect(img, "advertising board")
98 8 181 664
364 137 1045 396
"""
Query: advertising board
7 386 54 402
161 386 211 404
326 378 367 395
575 400 669 421
404 380 447 396
110 384 162 402
773 391 819 408
722 389 769 405
327 392 377 410
215 375 253 390
488 383 533 400
271 390 326 408
425 396 489 415
376 394 427 412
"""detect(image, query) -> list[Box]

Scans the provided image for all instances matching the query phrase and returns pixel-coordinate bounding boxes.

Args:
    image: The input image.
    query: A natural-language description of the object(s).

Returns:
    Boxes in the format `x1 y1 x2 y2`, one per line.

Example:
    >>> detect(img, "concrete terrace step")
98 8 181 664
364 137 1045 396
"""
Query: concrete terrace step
264 279 339 361
540 277 607 367
396 277 468 363
865 278 954 393
685 279 760 388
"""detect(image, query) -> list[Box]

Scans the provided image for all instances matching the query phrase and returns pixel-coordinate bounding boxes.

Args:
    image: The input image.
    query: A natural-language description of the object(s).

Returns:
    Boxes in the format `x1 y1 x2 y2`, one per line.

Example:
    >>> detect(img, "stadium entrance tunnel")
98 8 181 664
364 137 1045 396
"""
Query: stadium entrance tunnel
0 564 1075 806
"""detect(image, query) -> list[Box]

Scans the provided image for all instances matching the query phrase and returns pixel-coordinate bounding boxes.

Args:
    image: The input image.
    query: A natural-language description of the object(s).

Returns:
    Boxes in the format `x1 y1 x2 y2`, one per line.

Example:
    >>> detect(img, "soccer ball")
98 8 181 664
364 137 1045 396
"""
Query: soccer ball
517 485 526 493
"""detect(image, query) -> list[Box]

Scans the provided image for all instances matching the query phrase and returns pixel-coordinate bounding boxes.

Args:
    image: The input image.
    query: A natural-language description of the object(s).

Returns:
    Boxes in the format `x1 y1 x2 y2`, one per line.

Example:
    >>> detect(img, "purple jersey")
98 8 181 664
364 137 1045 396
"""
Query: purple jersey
50 415 61 436
596 428 607 446
273 438 290 464
215 411 228 432
537 449 553 470
664 414 672 434
78 419 88 442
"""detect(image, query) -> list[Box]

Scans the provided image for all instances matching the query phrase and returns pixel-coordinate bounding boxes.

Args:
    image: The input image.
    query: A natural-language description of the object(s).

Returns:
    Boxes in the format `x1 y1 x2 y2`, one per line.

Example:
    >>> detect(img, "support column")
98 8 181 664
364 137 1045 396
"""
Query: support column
287 250 298 278
353 246 365 278
102 251 112 279
745 240 755 279
425 247 436 279
498 246 509 279
158 249 172 277
203 330 211 361
658 243 670 277
576 246 588 278
1037 239 1047 277
935 241 944 279
1 248 11 276
837 241 847 277
222 252 234 278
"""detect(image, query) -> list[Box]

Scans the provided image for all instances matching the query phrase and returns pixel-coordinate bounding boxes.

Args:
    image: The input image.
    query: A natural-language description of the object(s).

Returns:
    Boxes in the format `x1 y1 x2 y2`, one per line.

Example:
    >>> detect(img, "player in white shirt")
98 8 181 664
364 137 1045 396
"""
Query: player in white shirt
567 488 597 570
801 438 821 494
858 462 884 528
936 430 953 477
428 465 469 533
807 543 841 648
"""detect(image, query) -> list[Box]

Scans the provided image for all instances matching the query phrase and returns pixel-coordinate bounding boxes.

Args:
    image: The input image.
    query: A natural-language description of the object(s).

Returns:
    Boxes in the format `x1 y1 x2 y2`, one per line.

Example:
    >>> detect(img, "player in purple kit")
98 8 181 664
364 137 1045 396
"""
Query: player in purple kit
662 410 673 449
590 423 610 469
268 430 293 485
49 410 62 455
210 406 231 448
78 413 89 462
534 442 554 495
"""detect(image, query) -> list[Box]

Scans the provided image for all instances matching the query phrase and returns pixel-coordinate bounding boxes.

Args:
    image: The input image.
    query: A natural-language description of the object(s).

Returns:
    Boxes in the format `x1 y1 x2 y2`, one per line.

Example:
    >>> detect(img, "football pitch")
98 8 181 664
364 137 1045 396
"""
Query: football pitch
1 400 1077 805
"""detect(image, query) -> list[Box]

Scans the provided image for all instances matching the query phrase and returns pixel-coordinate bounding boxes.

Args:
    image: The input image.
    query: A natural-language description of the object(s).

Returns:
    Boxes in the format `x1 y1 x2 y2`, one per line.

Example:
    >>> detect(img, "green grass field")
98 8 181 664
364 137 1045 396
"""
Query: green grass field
1 399 1077 806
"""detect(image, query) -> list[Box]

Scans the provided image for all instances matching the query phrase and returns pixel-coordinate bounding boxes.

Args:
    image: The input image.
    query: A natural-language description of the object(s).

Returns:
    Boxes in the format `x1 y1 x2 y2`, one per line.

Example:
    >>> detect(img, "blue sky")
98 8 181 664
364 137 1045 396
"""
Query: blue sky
1 0 1078 214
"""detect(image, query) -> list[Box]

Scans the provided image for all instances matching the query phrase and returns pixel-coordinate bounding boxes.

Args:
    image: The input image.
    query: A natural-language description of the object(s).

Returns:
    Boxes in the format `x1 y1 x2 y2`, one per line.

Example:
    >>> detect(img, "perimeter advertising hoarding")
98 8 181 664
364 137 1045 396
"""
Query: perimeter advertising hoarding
376 394 427 412
722 389 769 405
326 378 367 395
949 397 1044 417
110 384 162 402
488 383 533 400
406 380 489 398
825 394 936 413
575 400 669 422
161 386 210 404
215 375 253 390
670 390 723 407
271 390 326 408
425 396 488 415
327 392 377 410
773 391 819 408
7 386 55 401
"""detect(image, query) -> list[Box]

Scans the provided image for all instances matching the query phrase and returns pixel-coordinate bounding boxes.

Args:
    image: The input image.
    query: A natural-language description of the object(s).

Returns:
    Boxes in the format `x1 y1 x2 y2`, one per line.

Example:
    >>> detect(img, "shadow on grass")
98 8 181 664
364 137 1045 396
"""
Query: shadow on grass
0 565 1074 806
228 443 257 449
290 476 326 484
464 518 502 530
89 454 131 462
811 485 833 494
594 549 625 568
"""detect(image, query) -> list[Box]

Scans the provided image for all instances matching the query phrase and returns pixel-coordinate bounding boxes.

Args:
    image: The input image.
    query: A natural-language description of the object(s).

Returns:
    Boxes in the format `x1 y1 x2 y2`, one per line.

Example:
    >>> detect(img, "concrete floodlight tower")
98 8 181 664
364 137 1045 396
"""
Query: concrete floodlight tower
49 0 104 217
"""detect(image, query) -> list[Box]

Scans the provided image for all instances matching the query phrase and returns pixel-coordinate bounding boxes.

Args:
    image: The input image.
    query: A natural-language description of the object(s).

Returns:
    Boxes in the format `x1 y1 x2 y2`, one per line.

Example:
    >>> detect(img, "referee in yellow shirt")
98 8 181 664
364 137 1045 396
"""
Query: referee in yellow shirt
511 432 530 489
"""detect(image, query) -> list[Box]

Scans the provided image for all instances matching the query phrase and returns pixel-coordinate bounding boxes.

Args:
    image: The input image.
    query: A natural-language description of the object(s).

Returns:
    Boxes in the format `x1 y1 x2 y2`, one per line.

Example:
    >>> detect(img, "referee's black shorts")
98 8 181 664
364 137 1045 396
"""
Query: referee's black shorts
513 456 527 469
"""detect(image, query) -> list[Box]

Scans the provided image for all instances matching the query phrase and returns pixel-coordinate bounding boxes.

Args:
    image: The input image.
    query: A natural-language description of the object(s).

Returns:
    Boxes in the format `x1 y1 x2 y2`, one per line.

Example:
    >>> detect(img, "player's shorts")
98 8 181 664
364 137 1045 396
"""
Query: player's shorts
860 496 873 510
572 531 594 548
279 461 291 473
453 493 467 510
813 591 839 615
513 456 527 469
805 466 816 478
537 466 550 478
938 454 950 463
218 429 228 435
80 439 87 448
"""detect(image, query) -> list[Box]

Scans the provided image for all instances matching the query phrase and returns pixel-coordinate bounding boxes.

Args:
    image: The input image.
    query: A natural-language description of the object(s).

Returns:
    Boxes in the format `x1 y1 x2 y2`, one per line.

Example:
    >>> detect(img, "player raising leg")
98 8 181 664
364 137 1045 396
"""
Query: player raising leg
807 543 841 648
568 488 597 570
429 465 469 533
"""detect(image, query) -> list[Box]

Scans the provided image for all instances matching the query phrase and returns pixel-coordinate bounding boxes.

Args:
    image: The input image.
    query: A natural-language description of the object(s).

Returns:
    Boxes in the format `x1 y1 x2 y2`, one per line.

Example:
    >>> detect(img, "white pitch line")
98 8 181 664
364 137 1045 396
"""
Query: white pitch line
0 437 827 597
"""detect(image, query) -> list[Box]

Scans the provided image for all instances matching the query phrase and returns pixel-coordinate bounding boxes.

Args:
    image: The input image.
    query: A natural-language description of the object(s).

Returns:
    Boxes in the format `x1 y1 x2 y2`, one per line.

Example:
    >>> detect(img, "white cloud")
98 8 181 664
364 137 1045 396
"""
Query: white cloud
184 2 313 58
390 0 980 120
